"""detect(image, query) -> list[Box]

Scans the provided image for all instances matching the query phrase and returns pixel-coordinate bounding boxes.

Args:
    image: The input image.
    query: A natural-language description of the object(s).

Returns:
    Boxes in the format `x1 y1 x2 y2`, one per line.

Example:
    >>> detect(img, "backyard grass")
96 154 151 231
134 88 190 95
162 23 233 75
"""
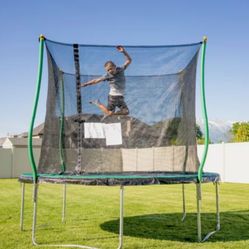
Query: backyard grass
0 179 249 249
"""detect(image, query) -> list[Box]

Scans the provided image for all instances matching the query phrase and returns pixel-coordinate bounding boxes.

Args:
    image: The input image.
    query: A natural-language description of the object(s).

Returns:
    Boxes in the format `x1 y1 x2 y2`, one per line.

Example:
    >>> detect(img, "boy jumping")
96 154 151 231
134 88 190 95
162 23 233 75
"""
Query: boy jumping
81 45 132 117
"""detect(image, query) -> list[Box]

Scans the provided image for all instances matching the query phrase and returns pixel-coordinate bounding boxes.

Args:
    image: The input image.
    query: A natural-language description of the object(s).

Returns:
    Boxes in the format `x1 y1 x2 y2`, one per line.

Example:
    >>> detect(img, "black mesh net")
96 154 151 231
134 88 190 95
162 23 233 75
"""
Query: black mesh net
38 39 202 174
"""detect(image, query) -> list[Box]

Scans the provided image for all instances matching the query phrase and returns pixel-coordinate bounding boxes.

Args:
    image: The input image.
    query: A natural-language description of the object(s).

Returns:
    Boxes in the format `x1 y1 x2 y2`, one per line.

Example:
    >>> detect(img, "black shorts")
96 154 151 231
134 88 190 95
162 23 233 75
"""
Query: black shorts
107 95 129 114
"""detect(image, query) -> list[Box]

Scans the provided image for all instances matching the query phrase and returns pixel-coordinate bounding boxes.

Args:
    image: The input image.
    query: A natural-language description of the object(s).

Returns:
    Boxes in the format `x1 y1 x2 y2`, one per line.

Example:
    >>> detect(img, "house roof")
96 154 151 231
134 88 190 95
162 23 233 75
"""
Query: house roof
19 123 44 138
2 137 42 148
0 137 6 147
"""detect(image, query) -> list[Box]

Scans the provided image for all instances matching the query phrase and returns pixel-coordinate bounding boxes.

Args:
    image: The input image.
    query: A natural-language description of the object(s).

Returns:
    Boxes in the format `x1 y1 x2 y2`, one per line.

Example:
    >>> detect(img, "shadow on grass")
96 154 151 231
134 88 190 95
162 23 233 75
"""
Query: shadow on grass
100 211 249 242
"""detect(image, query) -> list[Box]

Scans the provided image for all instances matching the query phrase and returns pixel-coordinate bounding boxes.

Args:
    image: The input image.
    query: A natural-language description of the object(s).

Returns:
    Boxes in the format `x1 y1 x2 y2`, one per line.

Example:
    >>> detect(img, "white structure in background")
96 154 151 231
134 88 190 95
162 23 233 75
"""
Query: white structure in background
0 138 248 183
0 137 41 178
198 142 249 183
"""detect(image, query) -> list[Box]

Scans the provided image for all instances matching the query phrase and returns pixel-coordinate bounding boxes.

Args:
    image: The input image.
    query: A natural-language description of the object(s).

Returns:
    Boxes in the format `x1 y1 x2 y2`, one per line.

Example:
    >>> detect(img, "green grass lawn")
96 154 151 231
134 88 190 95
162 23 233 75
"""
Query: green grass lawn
0 179 249 249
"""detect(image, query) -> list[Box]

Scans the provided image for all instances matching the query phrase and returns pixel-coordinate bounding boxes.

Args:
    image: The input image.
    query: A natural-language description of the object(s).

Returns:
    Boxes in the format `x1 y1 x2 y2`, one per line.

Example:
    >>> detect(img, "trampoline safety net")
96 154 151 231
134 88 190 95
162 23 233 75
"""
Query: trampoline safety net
39 39 202 174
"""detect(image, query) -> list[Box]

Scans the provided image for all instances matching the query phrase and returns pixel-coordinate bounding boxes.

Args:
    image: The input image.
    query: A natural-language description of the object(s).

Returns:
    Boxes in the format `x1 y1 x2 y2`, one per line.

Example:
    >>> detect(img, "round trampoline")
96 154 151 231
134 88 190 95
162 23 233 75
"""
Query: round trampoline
19 35 220 249
19 171 220 185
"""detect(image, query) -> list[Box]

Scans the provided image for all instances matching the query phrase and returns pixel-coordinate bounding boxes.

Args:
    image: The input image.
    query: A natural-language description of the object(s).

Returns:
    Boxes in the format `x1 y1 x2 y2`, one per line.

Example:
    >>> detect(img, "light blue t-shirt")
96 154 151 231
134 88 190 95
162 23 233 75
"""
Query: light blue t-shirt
103 66 126 96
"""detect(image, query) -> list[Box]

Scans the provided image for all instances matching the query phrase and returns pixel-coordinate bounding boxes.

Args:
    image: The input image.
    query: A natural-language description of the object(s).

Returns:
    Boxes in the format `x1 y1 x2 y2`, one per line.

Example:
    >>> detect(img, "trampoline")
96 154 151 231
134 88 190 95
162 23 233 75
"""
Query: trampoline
19 35 220 249
19 171 219 185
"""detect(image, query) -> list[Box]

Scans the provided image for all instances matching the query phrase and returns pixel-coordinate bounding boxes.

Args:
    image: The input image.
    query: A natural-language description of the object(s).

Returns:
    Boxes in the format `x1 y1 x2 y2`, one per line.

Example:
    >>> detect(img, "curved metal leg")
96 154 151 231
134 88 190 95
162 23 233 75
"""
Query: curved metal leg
181 184 186 222
20 182 25 231
201 182 220 242
31 183 98 249
117 185 124 249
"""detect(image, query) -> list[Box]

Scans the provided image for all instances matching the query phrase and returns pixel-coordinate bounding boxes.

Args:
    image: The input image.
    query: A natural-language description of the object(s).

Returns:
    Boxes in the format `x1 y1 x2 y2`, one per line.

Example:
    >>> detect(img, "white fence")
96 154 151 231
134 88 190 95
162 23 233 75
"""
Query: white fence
0 149 12 178
0 148 40 178
198 142 249 183
0 143 248 183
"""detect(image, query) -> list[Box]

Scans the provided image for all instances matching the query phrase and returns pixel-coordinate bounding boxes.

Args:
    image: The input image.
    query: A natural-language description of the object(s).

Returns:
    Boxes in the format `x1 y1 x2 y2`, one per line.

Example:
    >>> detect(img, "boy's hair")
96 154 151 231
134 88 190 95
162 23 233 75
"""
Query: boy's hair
104 61 116 67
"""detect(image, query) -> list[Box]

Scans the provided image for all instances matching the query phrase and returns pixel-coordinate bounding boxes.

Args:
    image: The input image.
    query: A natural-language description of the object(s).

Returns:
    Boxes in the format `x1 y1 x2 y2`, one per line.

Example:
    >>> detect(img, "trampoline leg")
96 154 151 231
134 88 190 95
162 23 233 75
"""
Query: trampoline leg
32 183 39 246
20 182 25 231
31 183 98 249
181 184 186 222
215 182 220 231
62 184 67 223
196 183 202 242
117 185 124 249
201 181 220 242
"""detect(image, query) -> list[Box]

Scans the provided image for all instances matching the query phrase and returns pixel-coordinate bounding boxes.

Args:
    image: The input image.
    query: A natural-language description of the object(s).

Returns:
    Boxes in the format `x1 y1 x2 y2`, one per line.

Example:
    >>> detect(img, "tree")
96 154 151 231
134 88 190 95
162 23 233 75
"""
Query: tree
196 124 203 139
231 122 249 142
196 124 212 144
196 124 205 144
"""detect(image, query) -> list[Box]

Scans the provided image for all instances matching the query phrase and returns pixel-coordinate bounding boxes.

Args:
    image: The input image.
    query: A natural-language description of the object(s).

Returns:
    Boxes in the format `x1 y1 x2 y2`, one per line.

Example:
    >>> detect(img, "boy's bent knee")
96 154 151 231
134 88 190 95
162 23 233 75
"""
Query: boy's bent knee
122 109 129 115
116 109 129 115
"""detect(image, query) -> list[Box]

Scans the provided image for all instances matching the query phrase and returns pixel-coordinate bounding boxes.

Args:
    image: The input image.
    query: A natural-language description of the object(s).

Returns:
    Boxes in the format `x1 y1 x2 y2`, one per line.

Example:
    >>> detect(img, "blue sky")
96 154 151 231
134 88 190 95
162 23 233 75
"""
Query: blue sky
0 0 249 137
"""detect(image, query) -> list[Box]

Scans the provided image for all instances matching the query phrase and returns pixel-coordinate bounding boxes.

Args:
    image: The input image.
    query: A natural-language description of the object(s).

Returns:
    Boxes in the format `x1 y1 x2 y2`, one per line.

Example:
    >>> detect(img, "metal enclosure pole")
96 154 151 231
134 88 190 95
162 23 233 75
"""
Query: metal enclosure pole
198 36 209 182
28 35 45 182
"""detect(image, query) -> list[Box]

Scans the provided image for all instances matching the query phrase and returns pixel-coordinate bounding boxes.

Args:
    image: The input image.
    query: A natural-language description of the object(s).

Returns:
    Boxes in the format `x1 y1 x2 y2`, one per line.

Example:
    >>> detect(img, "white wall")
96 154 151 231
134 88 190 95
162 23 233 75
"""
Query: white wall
198 142 249 183
0 148 40 178
0 148 12 178
12 148 40 178
197 144 225 180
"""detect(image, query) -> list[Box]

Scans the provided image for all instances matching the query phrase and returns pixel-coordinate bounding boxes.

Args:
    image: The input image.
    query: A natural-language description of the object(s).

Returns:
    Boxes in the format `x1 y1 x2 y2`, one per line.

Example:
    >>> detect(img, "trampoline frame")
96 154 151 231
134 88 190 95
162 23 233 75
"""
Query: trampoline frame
19 35 221 248
19 176 220 248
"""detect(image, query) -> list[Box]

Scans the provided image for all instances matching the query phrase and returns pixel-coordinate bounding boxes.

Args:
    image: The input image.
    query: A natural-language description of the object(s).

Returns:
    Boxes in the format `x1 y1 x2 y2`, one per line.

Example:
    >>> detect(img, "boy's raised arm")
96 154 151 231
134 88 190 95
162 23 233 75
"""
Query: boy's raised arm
81 76 105 87
116 45 132 69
